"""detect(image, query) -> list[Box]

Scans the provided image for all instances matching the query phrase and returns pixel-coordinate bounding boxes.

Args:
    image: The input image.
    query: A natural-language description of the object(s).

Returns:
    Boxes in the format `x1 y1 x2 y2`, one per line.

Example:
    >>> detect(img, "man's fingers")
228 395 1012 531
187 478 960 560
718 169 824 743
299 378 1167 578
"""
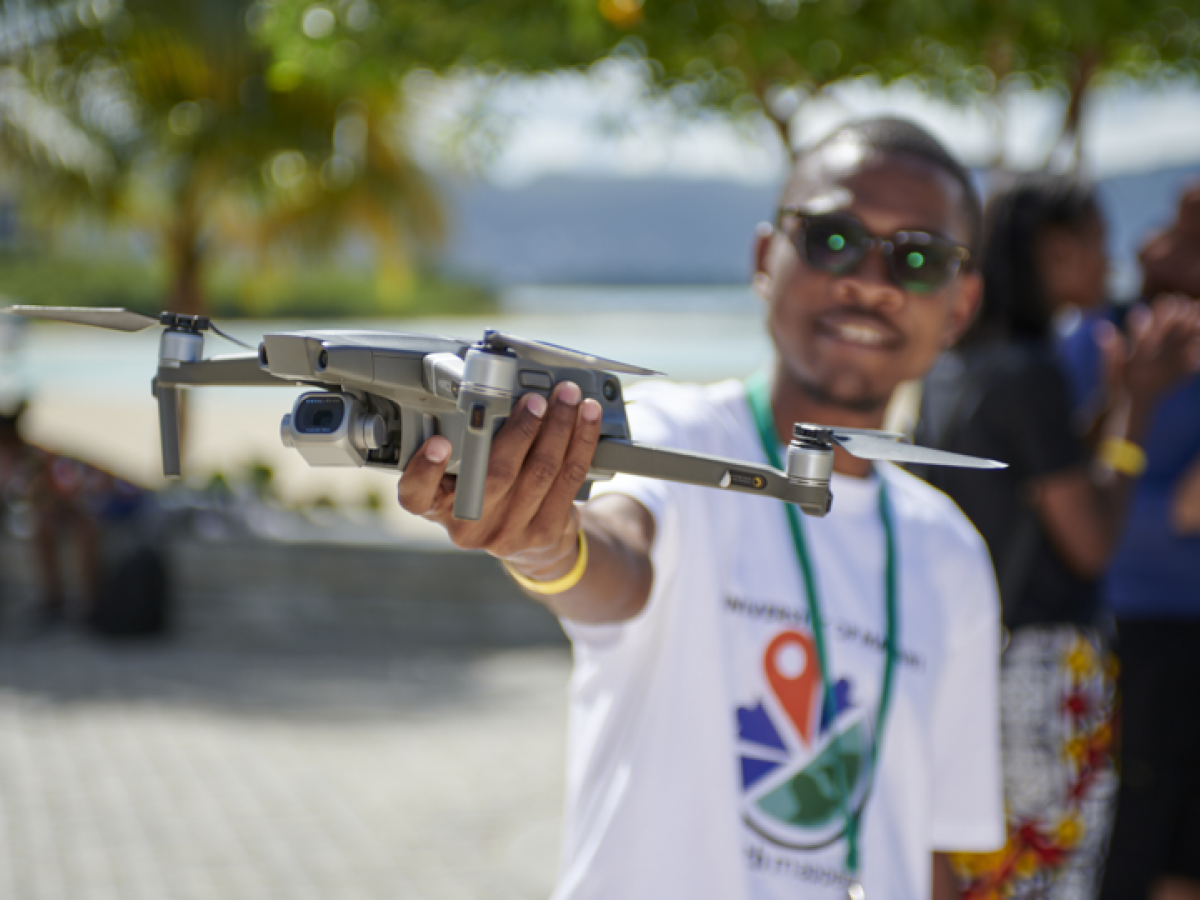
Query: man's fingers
505 382 584 526
1155 299 1200 366
482 392 548 489
397 436 453 517
535 398 604 528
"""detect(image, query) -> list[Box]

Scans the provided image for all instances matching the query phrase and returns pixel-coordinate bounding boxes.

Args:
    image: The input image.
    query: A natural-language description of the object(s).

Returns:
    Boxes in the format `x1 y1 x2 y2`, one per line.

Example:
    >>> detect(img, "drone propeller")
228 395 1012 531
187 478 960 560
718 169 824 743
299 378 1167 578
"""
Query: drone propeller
1 305 254 349
792 424 1005 470
831 429 1004 469
3 305 160 332
484 330 661 377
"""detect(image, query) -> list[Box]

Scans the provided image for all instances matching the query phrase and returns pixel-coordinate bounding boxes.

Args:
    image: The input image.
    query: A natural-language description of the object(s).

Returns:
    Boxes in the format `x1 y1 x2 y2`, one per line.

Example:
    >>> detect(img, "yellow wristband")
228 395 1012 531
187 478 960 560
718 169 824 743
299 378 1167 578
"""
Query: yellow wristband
503 530 589 595
1099 437 1147 478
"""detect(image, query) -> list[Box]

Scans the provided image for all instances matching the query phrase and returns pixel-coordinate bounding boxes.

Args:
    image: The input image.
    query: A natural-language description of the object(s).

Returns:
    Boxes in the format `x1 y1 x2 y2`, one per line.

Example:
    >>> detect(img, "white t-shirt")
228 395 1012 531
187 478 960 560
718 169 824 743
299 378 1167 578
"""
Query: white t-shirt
554 379 1004 900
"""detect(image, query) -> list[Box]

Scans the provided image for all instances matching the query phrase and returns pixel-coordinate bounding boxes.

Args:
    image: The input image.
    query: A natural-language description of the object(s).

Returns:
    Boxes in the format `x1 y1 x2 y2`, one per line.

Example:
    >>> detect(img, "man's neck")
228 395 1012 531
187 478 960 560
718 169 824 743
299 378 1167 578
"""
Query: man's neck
769 366 887 479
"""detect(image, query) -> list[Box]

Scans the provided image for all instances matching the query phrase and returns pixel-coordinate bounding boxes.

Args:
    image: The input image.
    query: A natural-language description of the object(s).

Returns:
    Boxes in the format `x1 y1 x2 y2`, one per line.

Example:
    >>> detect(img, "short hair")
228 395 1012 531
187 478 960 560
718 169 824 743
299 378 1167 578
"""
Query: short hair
788 116 983 256
965 175 1099 344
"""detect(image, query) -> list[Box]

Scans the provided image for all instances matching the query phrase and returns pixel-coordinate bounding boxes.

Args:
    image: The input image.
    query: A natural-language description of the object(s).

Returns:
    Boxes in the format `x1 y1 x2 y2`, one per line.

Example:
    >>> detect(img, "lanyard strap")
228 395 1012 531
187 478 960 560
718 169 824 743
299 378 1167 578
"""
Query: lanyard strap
744 371 899 877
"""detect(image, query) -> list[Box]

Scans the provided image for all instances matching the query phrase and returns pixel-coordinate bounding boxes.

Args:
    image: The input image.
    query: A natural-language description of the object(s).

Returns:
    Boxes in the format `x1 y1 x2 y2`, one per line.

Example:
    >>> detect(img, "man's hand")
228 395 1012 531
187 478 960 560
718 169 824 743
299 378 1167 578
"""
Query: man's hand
398 381 602 578
1097 294 1200 405
1172 453 1200 535
398 379 656 623
932 853 961 900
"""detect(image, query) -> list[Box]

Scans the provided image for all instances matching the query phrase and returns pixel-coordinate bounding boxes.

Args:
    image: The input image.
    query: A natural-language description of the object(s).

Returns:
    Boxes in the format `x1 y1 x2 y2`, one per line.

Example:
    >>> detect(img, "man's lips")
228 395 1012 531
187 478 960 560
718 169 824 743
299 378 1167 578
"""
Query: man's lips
814 313 903 350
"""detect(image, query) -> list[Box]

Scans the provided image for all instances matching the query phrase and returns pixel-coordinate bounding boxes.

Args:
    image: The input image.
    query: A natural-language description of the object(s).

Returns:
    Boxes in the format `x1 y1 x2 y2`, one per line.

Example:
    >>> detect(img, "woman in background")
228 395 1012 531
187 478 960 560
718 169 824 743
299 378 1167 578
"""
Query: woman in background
916 177 1200 899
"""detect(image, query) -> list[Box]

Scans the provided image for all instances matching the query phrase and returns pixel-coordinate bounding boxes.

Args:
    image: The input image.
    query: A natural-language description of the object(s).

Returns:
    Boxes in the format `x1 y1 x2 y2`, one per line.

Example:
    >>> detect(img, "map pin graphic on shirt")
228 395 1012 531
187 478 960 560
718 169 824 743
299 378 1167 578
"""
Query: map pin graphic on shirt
764 630 822 747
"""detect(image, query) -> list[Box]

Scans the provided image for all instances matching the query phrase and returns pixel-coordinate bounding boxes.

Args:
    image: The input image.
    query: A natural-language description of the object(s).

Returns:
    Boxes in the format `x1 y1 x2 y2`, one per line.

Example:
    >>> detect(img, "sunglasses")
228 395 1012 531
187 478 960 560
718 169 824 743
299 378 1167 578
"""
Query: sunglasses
777 208 971 294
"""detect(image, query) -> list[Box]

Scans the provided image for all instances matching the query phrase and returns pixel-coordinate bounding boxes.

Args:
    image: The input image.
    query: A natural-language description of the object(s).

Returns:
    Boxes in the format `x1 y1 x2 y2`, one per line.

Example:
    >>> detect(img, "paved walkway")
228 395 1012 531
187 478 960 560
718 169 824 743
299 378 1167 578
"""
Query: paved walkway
0 635 572 900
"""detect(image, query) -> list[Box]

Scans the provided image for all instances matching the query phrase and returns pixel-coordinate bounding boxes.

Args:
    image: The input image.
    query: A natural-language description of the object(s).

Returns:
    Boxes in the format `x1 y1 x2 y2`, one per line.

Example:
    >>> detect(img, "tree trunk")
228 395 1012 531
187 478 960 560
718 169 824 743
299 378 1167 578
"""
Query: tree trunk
753 76 801 164
165 181 206 318
767 106 796 162
162 202 205 475
1045 50 1099 175
167 226 204 317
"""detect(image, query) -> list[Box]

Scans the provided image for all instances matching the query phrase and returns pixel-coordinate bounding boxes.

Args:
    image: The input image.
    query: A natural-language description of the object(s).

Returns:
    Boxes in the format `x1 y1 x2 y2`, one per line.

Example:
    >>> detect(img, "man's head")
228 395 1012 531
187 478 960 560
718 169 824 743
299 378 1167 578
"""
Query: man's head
754 117 983 414
1140 183 1200 299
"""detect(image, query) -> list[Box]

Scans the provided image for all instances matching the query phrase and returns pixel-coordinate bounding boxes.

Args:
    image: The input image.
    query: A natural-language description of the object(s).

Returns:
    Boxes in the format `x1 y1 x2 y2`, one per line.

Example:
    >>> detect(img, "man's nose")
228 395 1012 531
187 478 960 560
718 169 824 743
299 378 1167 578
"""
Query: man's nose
834 244 905 310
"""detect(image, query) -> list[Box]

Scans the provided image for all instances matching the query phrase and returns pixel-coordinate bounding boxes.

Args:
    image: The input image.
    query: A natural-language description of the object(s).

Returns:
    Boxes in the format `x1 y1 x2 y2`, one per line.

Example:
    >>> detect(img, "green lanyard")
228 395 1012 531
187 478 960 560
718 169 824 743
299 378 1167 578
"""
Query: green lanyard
744 371 899 879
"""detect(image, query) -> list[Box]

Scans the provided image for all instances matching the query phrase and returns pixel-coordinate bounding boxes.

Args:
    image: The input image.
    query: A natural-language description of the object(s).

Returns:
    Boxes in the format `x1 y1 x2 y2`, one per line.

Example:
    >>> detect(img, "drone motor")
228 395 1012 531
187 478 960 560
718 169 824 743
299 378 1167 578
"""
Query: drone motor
785 424 837 489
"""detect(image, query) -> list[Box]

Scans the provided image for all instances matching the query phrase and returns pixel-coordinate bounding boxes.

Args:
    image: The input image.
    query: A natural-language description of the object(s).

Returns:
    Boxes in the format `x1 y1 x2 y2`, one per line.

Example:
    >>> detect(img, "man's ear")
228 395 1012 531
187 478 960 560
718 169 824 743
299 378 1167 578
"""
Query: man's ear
943 268 983 347
752 222 774 299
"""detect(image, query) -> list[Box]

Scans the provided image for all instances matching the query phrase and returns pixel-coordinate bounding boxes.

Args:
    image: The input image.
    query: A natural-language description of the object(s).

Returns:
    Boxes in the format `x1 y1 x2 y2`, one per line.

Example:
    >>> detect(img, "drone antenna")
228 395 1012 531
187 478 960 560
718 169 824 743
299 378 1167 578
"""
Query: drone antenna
209 322 253 350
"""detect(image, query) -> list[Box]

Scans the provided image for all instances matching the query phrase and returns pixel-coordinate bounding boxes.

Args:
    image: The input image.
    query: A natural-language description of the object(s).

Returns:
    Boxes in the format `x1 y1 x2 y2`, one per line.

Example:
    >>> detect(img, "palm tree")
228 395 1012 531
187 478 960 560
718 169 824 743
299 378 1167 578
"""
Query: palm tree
0 0 444 316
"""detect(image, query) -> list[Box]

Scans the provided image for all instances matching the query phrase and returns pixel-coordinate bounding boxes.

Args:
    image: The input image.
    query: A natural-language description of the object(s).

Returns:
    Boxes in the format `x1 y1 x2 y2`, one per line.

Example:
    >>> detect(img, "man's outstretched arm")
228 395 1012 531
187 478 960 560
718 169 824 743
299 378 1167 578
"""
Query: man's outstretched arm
397 380 655 624
932 853 961 900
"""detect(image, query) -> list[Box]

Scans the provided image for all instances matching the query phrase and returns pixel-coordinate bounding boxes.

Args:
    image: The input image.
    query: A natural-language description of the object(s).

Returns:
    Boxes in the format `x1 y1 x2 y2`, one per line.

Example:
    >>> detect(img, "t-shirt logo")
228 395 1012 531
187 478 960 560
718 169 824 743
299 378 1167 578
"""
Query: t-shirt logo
737 628 871 849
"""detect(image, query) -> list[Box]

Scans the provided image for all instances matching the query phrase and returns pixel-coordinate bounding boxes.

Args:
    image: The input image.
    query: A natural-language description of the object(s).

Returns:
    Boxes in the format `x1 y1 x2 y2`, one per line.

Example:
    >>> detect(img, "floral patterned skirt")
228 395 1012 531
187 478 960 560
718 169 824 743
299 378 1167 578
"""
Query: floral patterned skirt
950 625 1118 900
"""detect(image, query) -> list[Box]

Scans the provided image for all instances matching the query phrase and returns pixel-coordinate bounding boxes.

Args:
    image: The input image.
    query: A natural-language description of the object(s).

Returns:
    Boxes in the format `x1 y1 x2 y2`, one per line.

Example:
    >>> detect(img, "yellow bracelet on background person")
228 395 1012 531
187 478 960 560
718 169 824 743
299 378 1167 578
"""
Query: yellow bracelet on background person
503 530 589 595
1099 436 1148 478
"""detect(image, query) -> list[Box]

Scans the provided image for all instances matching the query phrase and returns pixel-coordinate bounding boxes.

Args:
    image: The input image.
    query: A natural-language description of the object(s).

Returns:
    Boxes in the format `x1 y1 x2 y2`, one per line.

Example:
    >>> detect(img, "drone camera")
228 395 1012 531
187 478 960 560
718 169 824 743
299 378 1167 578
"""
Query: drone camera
281 392 391 467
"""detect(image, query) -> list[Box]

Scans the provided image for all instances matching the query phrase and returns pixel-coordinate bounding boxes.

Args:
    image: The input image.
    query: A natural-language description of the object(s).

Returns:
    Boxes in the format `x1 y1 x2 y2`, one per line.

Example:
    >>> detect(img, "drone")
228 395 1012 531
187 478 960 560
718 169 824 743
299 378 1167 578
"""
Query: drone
2 306 1004 520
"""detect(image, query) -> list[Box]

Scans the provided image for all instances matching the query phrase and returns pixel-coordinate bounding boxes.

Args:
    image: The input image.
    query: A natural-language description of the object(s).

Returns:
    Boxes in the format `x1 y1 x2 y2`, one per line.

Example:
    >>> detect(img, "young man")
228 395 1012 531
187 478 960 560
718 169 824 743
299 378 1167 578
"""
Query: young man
398 117 1003 900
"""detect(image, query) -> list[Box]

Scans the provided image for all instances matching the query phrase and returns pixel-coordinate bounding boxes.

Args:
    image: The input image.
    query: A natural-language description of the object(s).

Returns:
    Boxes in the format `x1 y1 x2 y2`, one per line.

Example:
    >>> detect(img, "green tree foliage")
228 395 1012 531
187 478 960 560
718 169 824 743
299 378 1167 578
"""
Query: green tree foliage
252 0 614 95
259 0 955 153
260 0 1200 167
914 0 1200 165
607 0 1200 162
0 0 446 315
594 0 966 148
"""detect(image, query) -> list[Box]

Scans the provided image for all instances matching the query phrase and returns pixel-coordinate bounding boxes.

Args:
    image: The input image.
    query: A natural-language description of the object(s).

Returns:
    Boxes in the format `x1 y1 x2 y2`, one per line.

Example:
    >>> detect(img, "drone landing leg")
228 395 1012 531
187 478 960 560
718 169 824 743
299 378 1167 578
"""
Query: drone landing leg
453 391 512 521
155 383 183 478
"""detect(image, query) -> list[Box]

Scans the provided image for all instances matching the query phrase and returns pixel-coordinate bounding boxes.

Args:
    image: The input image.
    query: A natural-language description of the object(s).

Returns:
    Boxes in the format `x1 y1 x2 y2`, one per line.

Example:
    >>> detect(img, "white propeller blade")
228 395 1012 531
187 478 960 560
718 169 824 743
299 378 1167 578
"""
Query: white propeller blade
486 331 662 377
2 306 159 332
831 431 1006 469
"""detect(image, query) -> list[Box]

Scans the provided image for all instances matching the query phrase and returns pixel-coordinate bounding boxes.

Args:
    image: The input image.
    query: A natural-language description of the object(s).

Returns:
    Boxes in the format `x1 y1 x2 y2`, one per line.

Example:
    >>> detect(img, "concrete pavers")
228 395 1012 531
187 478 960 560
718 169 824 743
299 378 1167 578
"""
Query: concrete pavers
0 636 571 900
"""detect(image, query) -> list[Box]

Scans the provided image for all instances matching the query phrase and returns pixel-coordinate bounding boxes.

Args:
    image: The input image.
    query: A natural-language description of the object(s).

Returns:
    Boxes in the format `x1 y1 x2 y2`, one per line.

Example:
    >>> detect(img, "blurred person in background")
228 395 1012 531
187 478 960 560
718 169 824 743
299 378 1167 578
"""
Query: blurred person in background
0 399 103 630
401 117 1004 900
916 176 1200 900
1058 184 1200 900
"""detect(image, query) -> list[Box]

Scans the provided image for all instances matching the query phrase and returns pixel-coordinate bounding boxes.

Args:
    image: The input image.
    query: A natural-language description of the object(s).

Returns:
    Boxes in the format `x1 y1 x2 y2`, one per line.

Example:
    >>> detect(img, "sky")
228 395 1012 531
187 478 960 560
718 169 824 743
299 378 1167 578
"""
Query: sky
405 63 1200 186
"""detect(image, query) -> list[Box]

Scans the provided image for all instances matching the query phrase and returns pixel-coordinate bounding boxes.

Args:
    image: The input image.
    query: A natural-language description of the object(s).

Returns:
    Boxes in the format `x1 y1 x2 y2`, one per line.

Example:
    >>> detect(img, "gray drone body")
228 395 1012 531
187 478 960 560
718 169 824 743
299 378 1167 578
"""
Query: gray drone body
4 306 1006 521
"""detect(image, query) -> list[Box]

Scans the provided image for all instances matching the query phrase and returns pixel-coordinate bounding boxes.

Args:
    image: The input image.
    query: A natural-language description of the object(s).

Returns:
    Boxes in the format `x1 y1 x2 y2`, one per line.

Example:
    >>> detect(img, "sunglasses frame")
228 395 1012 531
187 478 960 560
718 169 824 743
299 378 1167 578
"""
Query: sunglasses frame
776 207 971 294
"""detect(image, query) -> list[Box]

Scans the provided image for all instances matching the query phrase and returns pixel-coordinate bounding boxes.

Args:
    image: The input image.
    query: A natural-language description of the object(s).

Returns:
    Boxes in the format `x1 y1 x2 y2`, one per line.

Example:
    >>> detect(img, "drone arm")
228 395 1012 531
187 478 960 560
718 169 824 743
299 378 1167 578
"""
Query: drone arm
589 439 831 517
156 354 290 387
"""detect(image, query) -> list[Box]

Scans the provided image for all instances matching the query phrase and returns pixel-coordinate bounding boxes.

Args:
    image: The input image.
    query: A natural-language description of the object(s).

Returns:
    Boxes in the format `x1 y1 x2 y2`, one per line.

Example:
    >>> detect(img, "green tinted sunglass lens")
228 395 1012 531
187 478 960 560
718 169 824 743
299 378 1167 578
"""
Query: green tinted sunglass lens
895 243 951 292
805 217 862 271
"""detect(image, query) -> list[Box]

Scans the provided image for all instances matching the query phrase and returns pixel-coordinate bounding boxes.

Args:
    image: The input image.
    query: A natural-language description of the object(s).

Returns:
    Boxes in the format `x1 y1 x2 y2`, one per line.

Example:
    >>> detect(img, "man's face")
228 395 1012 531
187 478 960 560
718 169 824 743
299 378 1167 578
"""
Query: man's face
754 145 982 413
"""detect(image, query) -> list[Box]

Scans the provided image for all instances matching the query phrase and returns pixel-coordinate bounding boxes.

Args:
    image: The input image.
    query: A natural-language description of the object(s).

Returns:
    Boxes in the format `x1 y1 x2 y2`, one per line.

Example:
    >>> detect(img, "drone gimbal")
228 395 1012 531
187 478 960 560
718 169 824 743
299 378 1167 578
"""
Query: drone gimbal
2 306 1005 520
